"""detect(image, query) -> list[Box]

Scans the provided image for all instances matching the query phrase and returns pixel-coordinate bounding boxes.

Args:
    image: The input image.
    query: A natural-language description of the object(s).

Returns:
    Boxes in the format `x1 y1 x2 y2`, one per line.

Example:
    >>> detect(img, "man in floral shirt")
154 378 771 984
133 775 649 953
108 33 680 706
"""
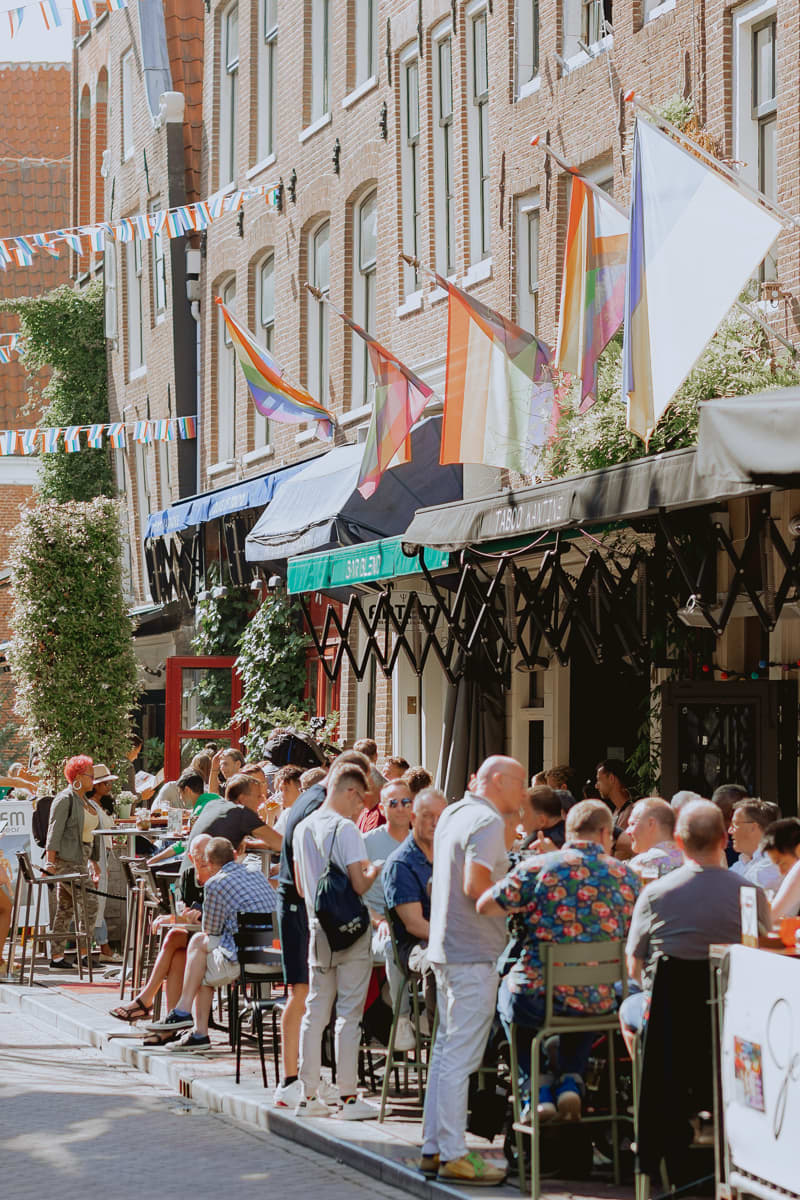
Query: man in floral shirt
478 799 639 1121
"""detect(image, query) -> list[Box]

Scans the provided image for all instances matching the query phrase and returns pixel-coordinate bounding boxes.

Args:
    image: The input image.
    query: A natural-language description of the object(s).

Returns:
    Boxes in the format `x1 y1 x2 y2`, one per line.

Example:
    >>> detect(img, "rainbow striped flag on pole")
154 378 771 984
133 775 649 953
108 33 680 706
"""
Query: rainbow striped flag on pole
216 300 334 440
556 174 628 411
336 312 432 499
436 274 553 474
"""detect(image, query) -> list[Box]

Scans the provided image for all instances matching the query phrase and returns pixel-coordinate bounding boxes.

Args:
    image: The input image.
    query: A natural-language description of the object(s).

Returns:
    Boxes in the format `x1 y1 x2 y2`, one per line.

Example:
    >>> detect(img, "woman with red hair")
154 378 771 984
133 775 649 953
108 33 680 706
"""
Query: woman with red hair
43 755 100 970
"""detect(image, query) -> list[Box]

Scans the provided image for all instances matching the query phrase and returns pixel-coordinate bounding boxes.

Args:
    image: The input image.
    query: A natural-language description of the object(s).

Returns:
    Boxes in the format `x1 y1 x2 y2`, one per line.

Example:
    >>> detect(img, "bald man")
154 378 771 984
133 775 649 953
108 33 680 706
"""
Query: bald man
420 755 525 1186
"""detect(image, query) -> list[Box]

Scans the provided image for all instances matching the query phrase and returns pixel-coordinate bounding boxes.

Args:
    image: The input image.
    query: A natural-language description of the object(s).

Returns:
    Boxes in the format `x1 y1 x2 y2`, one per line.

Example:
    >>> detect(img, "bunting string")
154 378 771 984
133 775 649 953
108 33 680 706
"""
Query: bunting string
0 414 197 456
0 181 280 272
2 0 129 39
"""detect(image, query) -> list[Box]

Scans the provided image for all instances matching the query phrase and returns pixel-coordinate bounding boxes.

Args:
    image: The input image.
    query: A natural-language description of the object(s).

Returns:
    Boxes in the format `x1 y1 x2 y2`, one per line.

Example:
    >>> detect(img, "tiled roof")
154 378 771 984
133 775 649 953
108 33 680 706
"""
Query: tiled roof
0 62 71 427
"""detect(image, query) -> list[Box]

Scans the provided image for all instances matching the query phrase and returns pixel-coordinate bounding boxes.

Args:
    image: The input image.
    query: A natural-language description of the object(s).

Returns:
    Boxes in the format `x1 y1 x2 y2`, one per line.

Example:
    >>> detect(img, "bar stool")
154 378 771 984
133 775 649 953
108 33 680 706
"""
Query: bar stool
378 920 433 1121
119 858 161 999
7 852 93 985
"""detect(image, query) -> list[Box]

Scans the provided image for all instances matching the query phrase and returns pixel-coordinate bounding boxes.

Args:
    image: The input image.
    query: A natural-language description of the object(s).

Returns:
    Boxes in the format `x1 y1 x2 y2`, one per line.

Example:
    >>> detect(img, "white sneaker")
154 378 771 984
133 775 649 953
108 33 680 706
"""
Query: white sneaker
318 1079 340 1106
339 1095 379 1121
294 1095 333 1118
394 1016 416 1052
274 1079 303 1108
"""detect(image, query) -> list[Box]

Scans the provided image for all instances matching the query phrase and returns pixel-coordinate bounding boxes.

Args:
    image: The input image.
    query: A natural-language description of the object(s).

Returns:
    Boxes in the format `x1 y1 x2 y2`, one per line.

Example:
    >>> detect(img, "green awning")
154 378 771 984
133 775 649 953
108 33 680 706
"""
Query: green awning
287 536 449 595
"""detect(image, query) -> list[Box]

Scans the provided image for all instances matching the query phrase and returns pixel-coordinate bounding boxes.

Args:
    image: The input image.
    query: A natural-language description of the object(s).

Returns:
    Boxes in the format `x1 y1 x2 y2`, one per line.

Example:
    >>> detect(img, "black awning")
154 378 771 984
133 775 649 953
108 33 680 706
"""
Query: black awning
697 387 800 484
403 447 769 552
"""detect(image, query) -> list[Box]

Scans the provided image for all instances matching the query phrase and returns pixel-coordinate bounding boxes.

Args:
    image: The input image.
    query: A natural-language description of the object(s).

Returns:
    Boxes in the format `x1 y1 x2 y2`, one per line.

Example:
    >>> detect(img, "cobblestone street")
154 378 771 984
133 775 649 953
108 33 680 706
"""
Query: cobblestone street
0 1002 411 1200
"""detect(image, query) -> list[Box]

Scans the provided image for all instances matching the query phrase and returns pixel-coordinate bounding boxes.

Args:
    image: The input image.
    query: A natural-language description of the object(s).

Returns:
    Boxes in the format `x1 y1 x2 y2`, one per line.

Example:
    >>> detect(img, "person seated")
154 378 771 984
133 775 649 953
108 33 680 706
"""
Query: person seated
516 785 566 854
763 818 800 920
711 783 748 865
300 766 327 791
404 765 433 797
621 800 772 1054
272 764 304 835
184 773 281 862
147 770 211 867
147 835 277 1049
627 798 684 880
382 755 410 782
729 799 782 891
109 834 213 1034
478 799 640 1121
383 786 446 1038
209 747 245 797
544 765 576 795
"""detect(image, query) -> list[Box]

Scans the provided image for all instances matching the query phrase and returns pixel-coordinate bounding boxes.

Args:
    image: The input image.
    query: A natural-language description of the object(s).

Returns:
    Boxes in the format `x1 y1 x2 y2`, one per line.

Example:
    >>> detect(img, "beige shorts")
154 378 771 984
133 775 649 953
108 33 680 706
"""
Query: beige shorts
202 945 239 988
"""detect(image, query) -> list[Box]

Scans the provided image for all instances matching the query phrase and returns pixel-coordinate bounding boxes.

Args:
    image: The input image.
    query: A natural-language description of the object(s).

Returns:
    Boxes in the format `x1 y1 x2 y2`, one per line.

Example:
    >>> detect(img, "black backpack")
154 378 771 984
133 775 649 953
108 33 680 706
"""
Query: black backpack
314 822 369 951
265 727 325 769
31 794 54 849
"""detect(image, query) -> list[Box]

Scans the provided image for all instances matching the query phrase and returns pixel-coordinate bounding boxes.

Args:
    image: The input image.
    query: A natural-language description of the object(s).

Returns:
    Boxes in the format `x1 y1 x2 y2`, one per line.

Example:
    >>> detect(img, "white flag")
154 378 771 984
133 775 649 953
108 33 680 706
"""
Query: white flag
623 118 782 442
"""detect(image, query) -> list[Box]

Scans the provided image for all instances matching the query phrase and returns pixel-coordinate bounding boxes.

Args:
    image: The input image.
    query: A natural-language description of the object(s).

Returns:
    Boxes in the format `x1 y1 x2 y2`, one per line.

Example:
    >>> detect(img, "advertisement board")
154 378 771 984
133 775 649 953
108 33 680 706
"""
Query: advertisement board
0 801 48 925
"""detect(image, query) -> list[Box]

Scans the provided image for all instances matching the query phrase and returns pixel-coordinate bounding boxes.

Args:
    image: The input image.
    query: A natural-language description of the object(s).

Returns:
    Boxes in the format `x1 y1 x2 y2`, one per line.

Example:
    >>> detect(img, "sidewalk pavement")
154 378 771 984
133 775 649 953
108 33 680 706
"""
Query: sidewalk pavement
0 972 632 1200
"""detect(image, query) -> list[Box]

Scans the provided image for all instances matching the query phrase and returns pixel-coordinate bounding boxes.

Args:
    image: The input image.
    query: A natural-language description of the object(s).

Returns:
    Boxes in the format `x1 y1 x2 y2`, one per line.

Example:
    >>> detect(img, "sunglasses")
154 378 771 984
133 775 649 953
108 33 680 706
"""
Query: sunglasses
388 797 413 808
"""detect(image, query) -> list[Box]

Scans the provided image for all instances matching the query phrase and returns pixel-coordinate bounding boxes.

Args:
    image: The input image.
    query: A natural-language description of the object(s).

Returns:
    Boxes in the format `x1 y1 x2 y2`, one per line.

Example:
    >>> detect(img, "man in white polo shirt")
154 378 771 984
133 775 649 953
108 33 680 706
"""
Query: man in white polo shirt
421 755 526 1186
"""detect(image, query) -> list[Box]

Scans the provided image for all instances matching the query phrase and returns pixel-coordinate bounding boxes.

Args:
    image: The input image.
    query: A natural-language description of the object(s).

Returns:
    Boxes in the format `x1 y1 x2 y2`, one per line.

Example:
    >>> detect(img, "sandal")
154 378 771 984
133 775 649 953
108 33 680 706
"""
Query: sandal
142 1029 179 1047
109 998 151 1023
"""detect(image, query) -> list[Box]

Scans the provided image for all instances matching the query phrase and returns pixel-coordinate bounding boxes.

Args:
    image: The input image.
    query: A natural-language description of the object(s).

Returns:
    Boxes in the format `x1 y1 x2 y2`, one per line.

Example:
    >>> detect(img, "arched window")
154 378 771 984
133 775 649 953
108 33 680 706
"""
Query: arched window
217 278 237 461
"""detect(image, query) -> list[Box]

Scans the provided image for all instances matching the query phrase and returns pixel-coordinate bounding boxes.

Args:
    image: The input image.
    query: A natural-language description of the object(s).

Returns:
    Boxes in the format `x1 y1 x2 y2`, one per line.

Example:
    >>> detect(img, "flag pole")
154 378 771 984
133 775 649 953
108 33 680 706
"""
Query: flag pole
625 92 800 234
530 136 628 218
733 299 796 356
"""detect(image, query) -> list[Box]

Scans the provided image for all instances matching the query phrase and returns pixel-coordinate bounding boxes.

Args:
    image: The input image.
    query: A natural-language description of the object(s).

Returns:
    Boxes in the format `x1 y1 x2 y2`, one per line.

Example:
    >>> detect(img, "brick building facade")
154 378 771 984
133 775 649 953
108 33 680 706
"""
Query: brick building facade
71 0 798 770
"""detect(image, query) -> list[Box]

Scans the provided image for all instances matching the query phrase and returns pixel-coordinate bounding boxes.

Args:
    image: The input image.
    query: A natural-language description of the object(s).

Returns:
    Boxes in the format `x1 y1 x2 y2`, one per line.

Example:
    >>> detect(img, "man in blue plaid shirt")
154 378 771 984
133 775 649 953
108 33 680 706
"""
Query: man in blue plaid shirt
148 836 277 1050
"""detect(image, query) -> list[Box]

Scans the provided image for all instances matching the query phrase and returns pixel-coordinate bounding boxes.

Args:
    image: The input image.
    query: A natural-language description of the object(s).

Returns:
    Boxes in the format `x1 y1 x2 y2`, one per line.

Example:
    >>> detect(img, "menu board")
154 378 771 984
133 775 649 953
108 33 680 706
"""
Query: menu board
0 801 48 925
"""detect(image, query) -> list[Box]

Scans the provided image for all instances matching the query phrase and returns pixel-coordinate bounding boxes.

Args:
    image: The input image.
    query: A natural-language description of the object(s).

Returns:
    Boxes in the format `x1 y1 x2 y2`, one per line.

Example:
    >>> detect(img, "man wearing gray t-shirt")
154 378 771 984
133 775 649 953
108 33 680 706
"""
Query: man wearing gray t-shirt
421 755 526 1186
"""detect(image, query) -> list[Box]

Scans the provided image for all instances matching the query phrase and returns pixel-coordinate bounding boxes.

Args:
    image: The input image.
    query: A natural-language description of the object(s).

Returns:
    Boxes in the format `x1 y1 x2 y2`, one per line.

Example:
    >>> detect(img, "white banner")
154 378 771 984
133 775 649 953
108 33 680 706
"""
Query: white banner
0 801 48 926
722 944 800 1196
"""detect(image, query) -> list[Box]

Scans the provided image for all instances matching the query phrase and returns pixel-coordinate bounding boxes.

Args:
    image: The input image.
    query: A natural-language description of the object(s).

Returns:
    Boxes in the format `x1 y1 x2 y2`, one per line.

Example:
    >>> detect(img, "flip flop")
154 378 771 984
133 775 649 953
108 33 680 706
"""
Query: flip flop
109 998 151 1023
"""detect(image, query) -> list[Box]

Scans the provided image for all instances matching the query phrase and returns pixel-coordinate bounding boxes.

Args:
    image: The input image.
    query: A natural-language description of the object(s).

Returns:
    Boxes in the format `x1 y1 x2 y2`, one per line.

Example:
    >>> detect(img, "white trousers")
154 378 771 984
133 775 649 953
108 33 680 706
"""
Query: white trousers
298 923 372 1099
421 961 498 1162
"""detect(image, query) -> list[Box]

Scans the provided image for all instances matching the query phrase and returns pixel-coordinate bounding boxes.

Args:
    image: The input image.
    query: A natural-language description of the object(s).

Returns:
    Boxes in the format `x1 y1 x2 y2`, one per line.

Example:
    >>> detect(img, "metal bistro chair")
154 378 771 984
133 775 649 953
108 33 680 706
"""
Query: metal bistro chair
378 917 433 1121
7 852 93 985
119 858 162 1000
232 910 285 1087
509 939 629 1198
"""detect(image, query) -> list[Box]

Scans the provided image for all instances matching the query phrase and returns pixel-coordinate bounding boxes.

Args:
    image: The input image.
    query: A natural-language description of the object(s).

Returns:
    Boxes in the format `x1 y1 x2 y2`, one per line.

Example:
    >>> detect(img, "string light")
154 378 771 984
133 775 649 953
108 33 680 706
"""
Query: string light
698 659 800 680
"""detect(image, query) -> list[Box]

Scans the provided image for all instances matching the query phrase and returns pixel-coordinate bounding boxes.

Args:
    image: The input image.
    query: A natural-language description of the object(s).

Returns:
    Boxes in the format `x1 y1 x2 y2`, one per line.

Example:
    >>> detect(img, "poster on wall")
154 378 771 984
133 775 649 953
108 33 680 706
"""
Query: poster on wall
0 801 48 926
722 944 800 1197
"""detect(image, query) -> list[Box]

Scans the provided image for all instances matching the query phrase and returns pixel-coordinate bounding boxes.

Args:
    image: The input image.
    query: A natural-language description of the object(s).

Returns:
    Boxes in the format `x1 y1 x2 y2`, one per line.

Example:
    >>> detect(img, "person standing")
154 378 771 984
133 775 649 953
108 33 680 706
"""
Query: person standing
595 759 636 859
44 755 101 969
421 755 526 1185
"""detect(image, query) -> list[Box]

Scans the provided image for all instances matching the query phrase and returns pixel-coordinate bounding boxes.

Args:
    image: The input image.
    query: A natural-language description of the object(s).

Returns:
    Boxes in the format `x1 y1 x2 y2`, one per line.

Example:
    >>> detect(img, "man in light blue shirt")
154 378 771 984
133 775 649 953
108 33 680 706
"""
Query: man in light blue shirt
729 798 782 892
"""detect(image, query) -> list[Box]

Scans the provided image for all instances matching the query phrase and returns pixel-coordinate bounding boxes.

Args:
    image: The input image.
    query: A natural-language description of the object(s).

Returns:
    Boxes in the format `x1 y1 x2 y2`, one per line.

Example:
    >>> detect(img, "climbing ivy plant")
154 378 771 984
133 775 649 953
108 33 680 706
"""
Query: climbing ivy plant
235 589 313 759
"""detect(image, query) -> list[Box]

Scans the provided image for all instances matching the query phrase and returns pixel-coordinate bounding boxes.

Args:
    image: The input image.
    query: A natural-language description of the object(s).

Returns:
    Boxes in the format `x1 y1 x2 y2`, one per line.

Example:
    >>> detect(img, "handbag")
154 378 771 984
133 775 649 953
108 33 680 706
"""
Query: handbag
314 821 369 951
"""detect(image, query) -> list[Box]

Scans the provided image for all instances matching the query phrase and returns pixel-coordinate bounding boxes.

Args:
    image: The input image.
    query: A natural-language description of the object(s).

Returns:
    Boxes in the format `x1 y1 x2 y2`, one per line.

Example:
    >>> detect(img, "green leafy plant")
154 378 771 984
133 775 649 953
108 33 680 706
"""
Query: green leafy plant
0 283 113 503
190 569 255 727
8 497 139 784
235 590 313 758
142 736 165 775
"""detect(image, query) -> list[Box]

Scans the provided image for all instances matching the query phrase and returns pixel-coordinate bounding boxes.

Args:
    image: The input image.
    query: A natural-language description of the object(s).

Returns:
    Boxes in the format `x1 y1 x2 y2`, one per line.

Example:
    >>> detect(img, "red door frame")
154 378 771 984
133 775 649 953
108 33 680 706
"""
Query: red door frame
164 655 242 781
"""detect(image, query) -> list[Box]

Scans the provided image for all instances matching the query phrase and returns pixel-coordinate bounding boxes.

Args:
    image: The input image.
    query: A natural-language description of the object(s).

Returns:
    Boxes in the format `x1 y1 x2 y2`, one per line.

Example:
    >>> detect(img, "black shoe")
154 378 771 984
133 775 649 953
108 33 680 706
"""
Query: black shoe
146 1009 194 1032
49 957 76 969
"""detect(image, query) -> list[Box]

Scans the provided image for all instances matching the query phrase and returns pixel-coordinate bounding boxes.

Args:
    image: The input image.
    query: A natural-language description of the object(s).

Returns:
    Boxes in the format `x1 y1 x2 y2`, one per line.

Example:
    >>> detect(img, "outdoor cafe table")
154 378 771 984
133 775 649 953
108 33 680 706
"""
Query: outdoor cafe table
94 826 185 858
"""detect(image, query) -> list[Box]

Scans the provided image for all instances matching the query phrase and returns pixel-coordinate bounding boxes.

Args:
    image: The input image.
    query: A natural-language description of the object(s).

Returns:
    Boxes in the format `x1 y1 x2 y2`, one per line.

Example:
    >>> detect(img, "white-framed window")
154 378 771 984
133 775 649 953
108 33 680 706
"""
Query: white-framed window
351 189 377 409
311 0 330 121
150 200 167 316
255 253 275 447
133 441 151 596
515 193 539 334
104 243 117 339
307 220 330 403
218 278 237 461
157 438 171 509
734 1 778 284
125 237 144 376
467 6 490 264
516 1 540 93
354 0 377 86
400 49 421 296
433 23 456 275
563 0 612 59
258 0 278 161
121 49 135 160
219 2 239 185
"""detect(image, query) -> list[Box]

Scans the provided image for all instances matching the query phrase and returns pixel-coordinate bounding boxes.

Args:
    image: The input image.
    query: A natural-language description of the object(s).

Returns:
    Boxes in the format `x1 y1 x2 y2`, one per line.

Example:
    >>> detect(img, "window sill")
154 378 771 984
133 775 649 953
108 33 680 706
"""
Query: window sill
645 0 676 22
128 366 147 382
339 402 373 429
208 460 236 478
563 34 613 73
397 290 424 317
430 273 457 304
342 75 378 110
517 76 541 102
295 428 318 446
462 258 493 289
215 180 237 197
243 443 275 465
246 153 277 181
299 112 332 144
122 150 135 164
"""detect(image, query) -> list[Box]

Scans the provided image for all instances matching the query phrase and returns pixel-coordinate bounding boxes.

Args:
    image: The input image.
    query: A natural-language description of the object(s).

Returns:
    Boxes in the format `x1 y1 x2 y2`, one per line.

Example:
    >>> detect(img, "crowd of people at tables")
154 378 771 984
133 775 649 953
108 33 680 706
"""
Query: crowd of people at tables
7 739 800 1186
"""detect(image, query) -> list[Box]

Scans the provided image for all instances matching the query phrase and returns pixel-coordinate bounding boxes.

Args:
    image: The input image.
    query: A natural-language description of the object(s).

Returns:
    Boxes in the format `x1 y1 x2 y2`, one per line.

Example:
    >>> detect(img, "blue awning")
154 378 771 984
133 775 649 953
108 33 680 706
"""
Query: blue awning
145 459 311 539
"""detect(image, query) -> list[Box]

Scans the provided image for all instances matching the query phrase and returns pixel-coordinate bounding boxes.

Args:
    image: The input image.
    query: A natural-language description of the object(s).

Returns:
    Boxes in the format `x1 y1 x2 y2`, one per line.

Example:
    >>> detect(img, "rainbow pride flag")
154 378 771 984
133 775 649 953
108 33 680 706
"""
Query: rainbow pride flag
556 175 628 411
338 312 432 499
216 300 334 440
436 274 552 474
